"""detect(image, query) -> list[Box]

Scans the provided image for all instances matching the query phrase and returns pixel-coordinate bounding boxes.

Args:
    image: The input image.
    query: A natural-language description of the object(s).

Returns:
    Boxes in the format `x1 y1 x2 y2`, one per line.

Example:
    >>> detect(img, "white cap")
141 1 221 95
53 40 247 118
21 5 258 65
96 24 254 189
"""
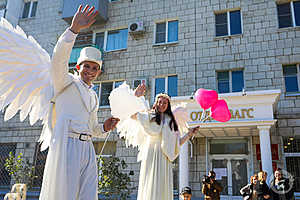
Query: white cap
77 47 103 69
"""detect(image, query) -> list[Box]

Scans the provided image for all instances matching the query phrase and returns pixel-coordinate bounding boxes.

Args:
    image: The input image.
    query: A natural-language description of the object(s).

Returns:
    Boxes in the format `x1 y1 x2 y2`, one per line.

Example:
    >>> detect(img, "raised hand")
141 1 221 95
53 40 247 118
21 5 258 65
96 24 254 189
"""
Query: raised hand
180 126 200 146
103 117 120 132
134 83 146 97
70 5 99 34
190 126 200 135
189 126 200 140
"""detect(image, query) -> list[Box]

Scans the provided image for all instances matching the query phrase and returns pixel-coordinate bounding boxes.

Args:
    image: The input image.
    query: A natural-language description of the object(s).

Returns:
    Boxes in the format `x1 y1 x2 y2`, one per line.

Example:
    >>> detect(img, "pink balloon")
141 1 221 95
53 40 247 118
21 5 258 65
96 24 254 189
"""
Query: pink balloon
194 88 218 110
211 100 231 122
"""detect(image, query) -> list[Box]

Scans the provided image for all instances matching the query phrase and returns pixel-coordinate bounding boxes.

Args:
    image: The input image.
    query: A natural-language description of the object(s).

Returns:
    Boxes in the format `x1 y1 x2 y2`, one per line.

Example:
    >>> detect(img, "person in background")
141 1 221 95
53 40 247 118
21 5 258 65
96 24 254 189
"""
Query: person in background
240 174 258 200
255 171 270 200
270 168 295 200
202 170 223 200
180 186 192 200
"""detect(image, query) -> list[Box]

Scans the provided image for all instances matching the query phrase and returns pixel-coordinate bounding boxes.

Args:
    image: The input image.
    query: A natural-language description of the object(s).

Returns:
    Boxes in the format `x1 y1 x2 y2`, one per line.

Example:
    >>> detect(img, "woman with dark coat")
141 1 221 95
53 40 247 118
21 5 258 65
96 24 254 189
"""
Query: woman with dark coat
255 171 271 200
270 169 294 200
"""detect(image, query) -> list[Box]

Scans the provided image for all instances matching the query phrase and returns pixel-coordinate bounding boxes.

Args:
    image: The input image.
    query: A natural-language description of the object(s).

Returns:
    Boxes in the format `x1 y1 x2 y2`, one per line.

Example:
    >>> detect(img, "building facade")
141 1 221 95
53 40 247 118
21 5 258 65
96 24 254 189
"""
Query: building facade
0 0 300 199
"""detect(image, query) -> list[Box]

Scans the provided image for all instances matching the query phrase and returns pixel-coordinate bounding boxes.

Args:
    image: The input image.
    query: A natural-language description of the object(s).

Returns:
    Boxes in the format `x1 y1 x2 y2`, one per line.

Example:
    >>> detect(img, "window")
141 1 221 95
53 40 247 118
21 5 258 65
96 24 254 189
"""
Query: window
0 143 17 187
215 10 242 37
283 64 300 93
283 137 300 192
107 29 128 51
154 20 178 44
95 32 104 50
210 139 248 154
93 81 124 106
94 29 128 52
22 1 38 19
284 137 300 153
69 47 82 65
217 70 244 93
153 75 177 99
277 1 300 28
286 157 300 192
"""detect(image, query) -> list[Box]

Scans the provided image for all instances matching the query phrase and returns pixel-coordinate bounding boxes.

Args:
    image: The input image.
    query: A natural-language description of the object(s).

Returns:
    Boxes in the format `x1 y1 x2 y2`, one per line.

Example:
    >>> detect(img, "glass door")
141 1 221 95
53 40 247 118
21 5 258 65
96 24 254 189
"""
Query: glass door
212 157 248 200
231 159 248 200
212 159 229 196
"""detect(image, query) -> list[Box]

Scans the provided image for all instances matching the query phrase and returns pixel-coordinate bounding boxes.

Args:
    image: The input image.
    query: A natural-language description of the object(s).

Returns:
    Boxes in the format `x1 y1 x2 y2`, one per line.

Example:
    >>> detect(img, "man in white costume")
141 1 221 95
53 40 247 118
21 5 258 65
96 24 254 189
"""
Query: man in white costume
39 5 119 200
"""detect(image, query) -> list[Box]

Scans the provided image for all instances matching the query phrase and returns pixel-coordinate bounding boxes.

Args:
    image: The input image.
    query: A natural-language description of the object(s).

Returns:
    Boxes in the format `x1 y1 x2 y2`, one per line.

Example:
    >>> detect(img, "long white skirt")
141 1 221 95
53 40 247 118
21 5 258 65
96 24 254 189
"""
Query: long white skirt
137 136 174 200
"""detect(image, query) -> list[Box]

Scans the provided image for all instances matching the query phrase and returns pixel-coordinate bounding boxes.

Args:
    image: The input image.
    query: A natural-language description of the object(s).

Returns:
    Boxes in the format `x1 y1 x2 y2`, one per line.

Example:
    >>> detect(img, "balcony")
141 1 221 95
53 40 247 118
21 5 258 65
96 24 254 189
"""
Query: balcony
62 0 108 25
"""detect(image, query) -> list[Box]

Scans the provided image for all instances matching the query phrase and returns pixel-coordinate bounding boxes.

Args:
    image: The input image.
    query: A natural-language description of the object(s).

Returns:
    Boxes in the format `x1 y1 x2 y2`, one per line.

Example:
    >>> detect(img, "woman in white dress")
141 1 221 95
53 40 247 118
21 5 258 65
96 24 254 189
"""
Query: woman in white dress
131 86 199 200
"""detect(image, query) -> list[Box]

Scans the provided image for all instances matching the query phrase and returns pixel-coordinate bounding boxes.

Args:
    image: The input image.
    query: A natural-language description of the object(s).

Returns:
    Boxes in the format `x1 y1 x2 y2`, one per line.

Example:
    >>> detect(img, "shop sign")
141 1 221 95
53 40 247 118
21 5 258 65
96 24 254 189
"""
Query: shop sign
189 108 255 122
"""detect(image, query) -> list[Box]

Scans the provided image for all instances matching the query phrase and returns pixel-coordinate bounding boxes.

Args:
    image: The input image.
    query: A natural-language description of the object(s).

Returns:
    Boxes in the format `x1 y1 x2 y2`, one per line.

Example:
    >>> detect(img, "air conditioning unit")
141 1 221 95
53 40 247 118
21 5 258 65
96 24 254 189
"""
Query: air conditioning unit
133 79 146 88
128 21 145 34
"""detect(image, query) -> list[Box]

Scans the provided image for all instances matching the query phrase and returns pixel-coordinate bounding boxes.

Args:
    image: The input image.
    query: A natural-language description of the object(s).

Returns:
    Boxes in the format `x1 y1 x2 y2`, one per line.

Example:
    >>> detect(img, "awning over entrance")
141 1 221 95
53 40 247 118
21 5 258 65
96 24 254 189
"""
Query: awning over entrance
195 126 258 137
171 89 281 137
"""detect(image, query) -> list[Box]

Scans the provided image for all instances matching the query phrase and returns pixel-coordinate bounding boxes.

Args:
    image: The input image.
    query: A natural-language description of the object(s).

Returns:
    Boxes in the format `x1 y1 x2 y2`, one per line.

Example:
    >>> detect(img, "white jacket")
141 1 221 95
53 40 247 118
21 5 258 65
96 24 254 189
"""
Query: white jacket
39 29 103 200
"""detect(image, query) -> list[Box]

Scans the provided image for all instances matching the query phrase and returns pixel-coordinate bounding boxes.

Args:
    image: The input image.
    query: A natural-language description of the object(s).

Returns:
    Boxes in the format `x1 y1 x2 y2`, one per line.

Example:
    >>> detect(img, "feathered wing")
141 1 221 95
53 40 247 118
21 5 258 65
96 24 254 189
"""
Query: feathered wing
0 18 53 150
109 82 149 149
172 103 189 135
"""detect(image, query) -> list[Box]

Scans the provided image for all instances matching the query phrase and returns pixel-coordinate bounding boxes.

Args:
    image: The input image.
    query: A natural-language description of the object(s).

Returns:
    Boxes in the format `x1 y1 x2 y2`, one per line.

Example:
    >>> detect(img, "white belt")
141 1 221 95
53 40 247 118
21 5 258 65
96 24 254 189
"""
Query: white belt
69 132 92 141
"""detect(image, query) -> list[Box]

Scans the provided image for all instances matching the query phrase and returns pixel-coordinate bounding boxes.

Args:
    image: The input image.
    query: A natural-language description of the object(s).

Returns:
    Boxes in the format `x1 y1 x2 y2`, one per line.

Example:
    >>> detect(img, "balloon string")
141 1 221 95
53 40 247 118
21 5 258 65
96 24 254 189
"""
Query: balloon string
191 109 211 140
99 131 111 157
200 108 206 121
202 114 211 122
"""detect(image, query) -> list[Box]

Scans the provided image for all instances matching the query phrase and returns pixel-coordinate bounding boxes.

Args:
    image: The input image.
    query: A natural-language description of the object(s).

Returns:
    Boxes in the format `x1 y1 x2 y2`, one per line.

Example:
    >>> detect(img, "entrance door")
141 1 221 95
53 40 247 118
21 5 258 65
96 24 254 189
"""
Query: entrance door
212 157 248 200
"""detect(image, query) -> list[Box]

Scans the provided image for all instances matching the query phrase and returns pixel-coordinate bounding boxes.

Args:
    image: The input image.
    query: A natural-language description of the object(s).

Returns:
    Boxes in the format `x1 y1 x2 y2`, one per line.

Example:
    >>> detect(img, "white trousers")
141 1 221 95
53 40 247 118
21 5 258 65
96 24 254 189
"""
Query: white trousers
66 137 98 200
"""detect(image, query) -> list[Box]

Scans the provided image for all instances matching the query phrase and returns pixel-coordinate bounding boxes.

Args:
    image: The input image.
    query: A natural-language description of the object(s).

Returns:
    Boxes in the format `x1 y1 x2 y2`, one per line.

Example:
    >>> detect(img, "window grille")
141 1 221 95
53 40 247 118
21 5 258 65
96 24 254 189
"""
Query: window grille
0 143 17 188
32 143 48 187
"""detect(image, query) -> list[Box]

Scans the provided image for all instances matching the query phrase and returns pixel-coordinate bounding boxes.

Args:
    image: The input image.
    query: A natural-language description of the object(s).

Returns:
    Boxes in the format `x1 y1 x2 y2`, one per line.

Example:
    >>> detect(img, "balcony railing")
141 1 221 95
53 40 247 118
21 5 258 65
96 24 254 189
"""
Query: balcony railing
62 0 108 25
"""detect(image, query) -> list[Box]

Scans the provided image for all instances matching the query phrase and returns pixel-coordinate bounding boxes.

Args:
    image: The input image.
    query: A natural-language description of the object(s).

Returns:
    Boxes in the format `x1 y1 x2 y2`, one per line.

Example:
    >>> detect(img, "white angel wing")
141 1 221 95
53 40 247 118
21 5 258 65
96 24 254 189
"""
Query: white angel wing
172 103 189 135
109 82 149 149
0 18 53 149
